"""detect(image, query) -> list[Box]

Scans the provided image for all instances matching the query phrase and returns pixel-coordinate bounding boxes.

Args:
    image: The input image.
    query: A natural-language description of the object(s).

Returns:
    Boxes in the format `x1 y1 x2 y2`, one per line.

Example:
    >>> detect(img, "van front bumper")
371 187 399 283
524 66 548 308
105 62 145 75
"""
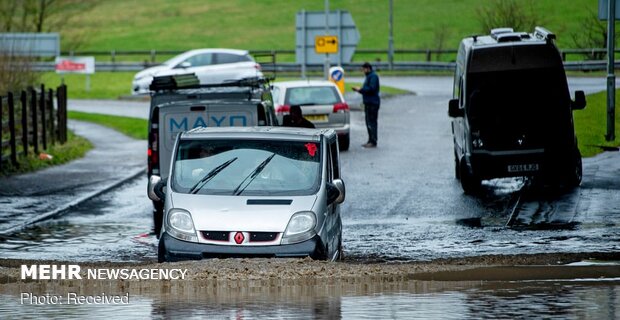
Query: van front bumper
161 232 323 260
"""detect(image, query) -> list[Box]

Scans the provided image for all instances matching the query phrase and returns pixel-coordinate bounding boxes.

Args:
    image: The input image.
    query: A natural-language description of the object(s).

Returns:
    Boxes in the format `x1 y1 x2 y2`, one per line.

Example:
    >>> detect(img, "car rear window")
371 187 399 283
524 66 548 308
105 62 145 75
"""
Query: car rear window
284 86 341 106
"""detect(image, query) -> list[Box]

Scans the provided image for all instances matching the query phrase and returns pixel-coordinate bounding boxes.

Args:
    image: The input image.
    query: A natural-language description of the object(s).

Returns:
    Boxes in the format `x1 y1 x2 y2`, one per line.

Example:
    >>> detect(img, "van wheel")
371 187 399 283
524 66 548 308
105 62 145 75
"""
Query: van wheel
311 243 329 261
567 150 583 188
454 152 461 180
157 239 167 263
153 202 164 238
339 134 350 151
460 159 481 194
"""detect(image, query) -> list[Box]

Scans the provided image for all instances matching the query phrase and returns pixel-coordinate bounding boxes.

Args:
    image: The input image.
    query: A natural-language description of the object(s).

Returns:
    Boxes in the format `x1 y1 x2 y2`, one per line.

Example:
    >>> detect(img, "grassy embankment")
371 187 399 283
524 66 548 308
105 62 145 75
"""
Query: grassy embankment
0 131 92 176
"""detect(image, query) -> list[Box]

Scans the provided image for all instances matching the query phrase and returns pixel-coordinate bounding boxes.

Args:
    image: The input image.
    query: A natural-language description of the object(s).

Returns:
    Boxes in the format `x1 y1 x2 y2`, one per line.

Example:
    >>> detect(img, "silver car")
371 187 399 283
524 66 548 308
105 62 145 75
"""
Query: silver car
272 80 350 150
132 48 263 95
149 127 345 262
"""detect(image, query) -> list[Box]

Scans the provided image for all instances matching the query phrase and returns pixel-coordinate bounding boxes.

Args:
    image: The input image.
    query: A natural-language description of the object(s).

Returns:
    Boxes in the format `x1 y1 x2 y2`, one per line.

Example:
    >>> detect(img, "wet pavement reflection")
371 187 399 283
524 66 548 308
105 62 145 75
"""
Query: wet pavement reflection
1 279 618 319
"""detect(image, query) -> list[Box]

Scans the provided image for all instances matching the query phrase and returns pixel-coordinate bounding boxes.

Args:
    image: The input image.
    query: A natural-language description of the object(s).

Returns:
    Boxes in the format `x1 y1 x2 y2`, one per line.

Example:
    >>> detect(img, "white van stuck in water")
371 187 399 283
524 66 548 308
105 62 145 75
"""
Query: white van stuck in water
148 127 345 262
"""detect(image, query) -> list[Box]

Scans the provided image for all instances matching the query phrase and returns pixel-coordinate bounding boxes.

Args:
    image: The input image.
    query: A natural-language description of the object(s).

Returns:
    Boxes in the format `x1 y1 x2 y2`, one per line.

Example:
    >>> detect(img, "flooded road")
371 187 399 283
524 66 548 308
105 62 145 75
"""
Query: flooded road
1 85 619 319
1 94 619 263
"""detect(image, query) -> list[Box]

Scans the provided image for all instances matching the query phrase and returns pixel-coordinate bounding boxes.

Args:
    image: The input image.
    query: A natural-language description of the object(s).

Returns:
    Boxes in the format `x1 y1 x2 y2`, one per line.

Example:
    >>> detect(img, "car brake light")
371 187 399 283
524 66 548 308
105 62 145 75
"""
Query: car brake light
333 102 349 113
255 63 262 71
276 104 291 114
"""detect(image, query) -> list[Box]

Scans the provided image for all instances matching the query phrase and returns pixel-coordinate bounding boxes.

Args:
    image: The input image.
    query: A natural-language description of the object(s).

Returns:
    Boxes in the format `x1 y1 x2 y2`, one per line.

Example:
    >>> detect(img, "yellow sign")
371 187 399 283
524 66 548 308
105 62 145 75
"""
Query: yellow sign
315 36 338 54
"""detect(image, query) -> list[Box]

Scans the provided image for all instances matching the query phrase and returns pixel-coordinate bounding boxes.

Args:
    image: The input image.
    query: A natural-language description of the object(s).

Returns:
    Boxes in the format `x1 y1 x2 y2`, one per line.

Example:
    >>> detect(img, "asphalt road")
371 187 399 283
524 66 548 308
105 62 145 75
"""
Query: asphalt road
1 76 618 262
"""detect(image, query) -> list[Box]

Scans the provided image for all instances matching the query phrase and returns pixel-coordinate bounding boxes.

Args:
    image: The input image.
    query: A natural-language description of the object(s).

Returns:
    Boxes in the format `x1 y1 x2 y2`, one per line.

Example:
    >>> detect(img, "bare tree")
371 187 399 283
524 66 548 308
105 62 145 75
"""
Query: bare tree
476 0 543 34
0 0 97 33
570 8 616 60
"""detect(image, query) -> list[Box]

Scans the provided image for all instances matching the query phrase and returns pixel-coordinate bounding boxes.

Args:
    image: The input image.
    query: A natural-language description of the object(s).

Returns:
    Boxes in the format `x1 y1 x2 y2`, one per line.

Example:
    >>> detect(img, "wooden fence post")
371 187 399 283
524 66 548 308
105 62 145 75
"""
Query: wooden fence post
47 89 56 144
40 84 47 150
57 85 67 144
30 87 39 154
21 90 28 157
8 92 17 166
0 96 3 172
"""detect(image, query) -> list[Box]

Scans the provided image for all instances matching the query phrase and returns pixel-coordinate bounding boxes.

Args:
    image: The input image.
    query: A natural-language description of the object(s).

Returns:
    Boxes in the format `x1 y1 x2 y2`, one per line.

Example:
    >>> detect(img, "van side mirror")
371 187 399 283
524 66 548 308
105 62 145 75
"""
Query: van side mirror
148 175 167 202
326 179 346 205
178 61 191 69
448 99 464 117
572 90 586 110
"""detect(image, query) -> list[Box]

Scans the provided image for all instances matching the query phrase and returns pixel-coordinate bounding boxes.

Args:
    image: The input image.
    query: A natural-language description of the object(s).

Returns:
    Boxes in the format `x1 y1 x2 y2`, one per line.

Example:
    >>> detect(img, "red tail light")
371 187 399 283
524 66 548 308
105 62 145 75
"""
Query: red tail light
148 132 159 175
276 104 291 114
255 63 262 71
333 102 349 113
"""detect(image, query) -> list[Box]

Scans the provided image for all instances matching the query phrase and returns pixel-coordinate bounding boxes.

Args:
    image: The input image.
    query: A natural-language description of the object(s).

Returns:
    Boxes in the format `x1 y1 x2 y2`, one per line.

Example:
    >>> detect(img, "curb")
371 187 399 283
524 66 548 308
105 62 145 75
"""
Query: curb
0 168 145 236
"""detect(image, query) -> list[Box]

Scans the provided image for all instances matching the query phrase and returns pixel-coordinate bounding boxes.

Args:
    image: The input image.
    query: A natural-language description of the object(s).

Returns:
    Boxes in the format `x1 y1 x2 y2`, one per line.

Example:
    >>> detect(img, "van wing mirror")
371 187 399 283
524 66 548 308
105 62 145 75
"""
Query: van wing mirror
448 99 464 118
572 90 586 110
147 175 167 202
179 61 191 69
327 179 346 205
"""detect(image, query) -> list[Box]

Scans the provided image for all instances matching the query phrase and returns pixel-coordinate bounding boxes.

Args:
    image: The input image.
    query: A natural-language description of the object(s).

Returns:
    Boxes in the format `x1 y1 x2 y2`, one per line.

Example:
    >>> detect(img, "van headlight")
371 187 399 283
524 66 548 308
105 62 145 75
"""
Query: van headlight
281 211 316 244
166 208 198 242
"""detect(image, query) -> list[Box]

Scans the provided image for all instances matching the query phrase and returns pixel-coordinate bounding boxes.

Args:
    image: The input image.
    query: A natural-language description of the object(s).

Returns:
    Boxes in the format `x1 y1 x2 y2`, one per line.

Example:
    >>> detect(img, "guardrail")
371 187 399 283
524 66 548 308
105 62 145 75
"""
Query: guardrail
28 60 620 73
56 48 620 64
0 85 67 172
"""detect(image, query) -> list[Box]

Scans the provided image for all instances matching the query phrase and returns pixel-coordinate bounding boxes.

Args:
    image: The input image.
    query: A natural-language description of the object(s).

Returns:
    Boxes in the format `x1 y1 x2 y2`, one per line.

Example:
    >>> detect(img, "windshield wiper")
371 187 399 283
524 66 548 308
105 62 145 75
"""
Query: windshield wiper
188 157 238 194
232 153 276 196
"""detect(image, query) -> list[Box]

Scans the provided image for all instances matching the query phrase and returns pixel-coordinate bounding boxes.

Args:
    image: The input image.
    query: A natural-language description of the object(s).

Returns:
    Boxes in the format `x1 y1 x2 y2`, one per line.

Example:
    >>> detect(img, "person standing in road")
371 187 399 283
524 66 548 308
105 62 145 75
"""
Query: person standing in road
352 62 380 148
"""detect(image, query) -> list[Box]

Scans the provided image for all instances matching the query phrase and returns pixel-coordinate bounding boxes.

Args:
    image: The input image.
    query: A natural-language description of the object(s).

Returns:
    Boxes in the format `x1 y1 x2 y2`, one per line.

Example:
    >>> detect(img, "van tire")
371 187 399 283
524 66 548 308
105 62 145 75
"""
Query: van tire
157 239 167 263
153 202 164 238
339 134 350 151
567 150 583 188
460 159 481 194
454 152 461 180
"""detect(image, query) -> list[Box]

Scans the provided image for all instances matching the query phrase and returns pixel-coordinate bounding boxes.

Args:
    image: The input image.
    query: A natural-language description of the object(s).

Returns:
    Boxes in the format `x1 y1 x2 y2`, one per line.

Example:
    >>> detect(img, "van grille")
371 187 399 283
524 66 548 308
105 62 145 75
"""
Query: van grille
200 231 279 242
201 231 229 242
249 232 278 242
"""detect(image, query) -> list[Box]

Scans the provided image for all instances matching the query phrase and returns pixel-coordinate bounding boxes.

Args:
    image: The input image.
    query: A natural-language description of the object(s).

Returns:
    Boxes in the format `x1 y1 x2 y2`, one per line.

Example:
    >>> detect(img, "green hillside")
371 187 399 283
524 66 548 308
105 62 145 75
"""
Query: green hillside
63 0 594 55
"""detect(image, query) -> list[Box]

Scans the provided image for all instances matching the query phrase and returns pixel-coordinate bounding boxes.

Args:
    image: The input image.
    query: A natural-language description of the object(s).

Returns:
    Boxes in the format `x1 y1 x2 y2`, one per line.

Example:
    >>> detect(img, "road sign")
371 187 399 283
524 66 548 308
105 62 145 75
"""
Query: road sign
599 0 620 19
0 33 59 57
296 10 360 65
315 35 338 54
55 57 95 74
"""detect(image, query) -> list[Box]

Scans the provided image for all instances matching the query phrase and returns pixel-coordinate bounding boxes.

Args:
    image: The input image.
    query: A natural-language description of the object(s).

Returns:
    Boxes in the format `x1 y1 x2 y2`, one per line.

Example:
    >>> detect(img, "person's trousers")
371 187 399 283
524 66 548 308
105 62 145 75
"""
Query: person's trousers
364 103 380 144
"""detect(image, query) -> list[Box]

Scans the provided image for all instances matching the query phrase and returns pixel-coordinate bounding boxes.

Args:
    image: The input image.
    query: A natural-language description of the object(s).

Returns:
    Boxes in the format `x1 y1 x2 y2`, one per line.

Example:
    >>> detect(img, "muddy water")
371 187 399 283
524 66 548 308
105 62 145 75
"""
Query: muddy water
1 278 619 319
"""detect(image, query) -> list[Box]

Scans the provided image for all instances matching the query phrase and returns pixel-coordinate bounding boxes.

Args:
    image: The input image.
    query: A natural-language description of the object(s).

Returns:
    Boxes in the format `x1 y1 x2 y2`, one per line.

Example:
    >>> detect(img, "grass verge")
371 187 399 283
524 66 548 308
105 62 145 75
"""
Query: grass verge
68 111 148 140
0 131 92 176
575 90 620 157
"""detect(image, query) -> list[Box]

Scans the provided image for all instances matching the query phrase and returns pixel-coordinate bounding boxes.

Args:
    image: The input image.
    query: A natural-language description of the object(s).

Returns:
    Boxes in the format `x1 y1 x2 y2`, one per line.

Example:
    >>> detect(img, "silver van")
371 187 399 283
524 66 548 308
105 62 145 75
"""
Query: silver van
148 127 345 262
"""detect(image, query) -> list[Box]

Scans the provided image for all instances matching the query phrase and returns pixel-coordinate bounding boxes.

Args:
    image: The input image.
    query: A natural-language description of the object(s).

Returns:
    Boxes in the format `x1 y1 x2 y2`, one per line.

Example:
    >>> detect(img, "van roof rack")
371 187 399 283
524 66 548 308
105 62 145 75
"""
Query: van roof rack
149 73 269 92
534 26 556 42
490 28 514 38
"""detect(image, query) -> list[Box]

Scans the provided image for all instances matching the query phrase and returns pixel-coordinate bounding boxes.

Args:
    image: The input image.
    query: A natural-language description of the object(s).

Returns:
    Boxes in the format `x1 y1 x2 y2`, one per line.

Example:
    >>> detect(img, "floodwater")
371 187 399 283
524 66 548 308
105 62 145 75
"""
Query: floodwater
0 175 618 263
1 278 619 319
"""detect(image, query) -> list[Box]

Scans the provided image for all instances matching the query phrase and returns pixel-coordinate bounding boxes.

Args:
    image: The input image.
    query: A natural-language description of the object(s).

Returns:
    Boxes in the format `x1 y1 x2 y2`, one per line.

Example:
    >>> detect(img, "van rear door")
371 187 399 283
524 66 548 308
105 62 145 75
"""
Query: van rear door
158 103 257 177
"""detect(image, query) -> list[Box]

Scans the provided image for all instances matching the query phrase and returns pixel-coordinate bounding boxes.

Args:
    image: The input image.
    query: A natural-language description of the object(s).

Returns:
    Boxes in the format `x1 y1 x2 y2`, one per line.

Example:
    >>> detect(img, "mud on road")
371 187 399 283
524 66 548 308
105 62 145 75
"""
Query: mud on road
2 252 620 291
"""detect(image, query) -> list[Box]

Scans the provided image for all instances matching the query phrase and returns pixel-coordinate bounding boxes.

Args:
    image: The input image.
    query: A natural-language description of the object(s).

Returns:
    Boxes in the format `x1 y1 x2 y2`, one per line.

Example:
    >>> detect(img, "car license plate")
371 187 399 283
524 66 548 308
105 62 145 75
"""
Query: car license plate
305 114 328 122
507 164 539 173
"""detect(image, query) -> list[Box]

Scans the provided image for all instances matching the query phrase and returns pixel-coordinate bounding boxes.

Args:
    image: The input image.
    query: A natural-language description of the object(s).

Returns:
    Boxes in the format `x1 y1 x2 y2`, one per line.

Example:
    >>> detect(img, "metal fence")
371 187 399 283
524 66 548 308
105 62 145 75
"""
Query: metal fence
21 48 617 73
0 85 67 172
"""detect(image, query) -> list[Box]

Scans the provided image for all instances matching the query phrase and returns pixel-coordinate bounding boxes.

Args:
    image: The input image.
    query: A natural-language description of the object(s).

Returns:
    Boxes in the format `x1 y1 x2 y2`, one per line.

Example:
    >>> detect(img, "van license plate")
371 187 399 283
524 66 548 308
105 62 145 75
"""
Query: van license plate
305 114 328 122
507 164 539 172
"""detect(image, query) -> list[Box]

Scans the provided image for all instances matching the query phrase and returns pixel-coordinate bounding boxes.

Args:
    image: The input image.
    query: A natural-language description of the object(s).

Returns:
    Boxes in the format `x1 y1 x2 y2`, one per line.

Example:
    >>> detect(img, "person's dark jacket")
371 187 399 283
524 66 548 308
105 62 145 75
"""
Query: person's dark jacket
358 70 380 105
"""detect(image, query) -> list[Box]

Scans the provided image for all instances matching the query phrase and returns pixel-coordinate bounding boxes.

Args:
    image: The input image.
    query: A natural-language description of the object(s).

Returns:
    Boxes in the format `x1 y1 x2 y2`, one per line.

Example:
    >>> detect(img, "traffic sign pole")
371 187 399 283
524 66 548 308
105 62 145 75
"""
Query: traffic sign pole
324 0 330 80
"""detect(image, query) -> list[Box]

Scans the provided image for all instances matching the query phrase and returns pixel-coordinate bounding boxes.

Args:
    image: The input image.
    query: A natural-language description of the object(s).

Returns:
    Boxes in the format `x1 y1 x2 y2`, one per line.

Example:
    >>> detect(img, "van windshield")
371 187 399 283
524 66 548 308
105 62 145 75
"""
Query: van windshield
171 139 321 196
